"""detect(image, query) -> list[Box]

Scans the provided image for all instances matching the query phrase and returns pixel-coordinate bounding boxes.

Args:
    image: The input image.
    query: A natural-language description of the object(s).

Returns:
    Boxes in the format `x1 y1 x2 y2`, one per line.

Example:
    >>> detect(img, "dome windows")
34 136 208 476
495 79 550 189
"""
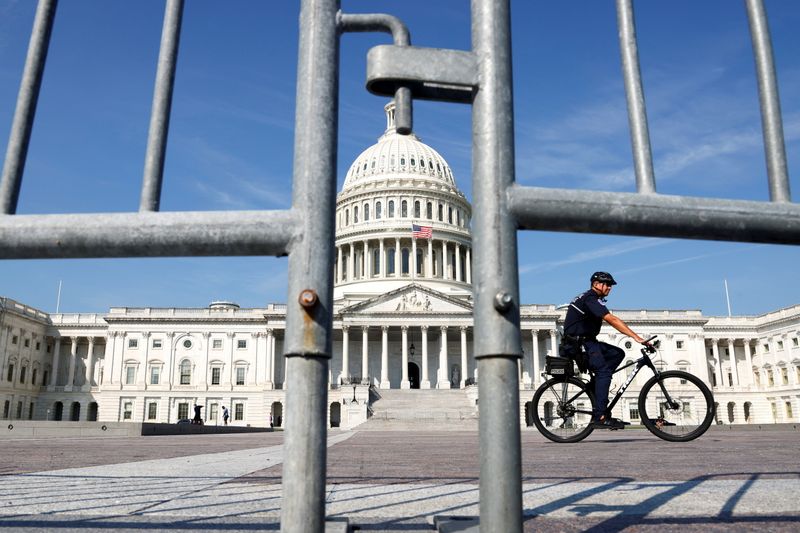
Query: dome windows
376 201 382 219
401 200 408 218
438 203 444 221
389 200 395 218
354 206 359 223
410 156 416 167
400 156 406 166
364 203 370 221
345 209 349 226
426 202 433 219
414 200 421 218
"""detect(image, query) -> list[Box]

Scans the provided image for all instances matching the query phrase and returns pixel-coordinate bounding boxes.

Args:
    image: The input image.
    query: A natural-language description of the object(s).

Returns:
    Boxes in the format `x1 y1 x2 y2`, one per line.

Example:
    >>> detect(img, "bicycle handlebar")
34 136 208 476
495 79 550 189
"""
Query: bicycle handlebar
643 335 659 353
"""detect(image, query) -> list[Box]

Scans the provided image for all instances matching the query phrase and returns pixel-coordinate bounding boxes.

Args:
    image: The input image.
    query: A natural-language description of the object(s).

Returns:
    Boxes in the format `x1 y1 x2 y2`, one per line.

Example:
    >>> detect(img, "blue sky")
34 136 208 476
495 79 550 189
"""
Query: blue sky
0 1 798 316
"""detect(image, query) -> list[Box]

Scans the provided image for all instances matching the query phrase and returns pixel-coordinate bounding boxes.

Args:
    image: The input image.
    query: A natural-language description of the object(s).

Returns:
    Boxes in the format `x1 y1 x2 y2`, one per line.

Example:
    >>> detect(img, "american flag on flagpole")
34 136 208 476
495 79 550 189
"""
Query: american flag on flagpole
411 224 432 239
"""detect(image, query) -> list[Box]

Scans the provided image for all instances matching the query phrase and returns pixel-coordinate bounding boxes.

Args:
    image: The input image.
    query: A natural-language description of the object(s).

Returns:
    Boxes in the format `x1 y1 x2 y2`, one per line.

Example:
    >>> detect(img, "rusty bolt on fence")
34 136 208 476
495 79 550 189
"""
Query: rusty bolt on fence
298 289 318 309
494 291 514 313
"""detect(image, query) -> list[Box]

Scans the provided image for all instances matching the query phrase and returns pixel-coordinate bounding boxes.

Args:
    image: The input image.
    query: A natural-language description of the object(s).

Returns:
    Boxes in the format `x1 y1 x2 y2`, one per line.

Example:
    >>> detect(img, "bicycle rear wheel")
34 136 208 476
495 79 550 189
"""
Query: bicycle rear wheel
532 376 595 443
638 370 715 442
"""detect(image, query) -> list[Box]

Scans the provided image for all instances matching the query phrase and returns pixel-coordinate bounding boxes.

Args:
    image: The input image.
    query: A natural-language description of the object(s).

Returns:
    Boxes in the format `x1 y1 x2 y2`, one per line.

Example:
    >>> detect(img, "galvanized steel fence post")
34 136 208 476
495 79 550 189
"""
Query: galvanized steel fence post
471 1 524 530
280 0 340 531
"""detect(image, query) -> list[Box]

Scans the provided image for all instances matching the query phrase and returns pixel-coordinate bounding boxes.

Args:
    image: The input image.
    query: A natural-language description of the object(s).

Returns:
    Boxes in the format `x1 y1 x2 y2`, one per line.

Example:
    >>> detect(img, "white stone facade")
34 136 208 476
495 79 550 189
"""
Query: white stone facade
1 103 799 429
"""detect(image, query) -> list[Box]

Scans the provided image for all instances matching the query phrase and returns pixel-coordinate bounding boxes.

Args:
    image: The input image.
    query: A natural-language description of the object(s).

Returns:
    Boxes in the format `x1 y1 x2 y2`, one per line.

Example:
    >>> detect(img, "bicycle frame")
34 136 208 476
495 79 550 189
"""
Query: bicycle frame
560 337 679 418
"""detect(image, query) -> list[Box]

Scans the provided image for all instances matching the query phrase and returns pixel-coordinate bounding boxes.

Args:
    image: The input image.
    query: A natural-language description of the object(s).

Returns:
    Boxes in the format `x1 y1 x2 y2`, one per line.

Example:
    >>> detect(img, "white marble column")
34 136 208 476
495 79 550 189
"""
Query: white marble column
531 330 540 386
395 237 401 276
340 326 349 384
166 332 176 387
711 339 723 387
465 248 472 284
743 339 754 387
379 239 385 277
421 325 430 389
83 337 96 391
65 336 78 391
265 329 274 389
455 243 462 282
248 332 258 386
549 330 558 359
348 243 354 282
270 333 277 386
460 326 467 388
226 332 235 388
139 332 151 387
337 246 343 283
728 339 739 386
380 326 390 388
427 239 433 277
361 326 369 381
49 337 61 388
411 239 417 279
363 240 369 279
401 326 410 389
442 241 449 280
438 326 450 389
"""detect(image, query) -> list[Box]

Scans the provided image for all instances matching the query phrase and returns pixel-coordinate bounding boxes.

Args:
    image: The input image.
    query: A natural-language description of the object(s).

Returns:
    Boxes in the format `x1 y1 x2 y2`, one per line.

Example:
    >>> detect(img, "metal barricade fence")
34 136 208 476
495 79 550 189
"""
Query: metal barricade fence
0 1 796 532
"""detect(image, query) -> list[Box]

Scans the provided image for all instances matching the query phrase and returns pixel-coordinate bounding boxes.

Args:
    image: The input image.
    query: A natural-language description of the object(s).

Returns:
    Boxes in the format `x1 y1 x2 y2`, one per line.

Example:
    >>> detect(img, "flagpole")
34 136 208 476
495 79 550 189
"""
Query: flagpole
724 279 732 317
56 279 62 313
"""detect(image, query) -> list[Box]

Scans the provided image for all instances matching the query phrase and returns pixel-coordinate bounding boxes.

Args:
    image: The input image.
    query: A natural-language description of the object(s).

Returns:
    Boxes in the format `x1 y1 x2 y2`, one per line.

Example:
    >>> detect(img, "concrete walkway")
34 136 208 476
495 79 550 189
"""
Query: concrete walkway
0 427 798 531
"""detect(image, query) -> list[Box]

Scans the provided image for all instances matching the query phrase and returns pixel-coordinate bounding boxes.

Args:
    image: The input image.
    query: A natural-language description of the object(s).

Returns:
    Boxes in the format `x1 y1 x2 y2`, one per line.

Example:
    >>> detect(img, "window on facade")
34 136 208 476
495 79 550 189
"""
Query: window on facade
148 402 158 420
24 338 30 348
426 202 432 219
414 201 421 218
354 206 359 223
236 367 246 386
388 200 395 217
448 207 453 224
211 367 221 385
209 403 218 421
401 200 408 217
128 338 138 349
237 339 247 349
400 156 406 166
125 366 136 385
11 335 17 345
753 370 760 386
438 204 443 221
777 340 784 350
388 248 396 275
42 370 49 386
234 403 244 421
375 201 382 219
345 208 349 225
2 400 8 418
36 341 41 351
676 340 684 349
456 209 461 226
150 366 160 385
16 401 22 419
6 363 14 382
787 401 794 419
364 203 370 221
781 367 788 385
28 402 34 420
123 402 133 420
213 339 222 349
771 402 778 420
373 249 380 276
180 361 191 385
47 344 51 353
152 339 162 349
768 370 774 386
683 401 692 417
32 368 37 386
416 249 424 275
401 249 410 275
183 339 192 349
763 343 770 352
410 156 416 167
178 402 189 420
629 406 640 420
19 366 26 383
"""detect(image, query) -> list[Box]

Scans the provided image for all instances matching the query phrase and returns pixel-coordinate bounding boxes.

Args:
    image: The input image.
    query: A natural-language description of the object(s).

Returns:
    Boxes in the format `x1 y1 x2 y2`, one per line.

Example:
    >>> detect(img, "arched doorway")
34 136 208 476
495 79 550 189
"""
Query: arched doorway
53 401 63 421
727 402 736 424
543 401 554 427
271 402 283 428
87 402 98 422
70 402 81 421
329 402 341 428
408 362 420 389
524 401 534 427
744 402 752 422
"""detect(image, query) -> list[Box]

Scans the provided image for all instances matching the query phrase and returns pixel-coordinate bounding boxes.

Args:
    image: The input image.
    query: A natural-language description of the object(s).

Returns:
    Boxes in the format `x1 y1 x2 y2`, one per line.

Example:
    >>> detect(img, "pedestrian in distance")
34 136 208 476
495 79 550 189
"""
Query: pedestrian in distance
222 405 229 426
192 404 203 425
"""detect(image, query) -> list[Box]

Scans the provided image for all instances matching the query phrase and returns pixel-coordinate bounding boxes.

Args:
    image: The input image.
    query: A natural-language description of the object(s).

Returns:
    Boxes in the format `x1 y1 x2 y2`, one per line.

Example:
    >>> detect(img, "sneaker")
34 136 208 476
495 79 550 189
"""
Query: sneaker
591 416 625 430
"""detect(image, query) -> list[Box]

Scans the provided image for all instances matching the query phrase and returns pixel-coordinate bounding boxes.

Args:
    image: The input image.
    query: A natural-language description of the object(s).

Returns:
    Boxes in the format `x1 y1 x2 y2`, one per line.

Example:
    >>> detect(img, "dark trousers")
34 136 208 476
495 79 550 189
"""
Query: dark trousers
584 340 625 419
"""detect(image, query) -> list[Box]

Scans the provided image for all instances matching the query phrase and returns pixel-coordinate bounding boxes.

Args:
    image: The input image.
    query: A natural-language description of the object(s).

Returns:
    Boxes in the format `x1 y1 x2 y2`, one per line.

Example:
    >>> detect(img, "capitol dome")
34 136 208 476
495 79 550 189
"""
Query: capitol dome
333 102 472 304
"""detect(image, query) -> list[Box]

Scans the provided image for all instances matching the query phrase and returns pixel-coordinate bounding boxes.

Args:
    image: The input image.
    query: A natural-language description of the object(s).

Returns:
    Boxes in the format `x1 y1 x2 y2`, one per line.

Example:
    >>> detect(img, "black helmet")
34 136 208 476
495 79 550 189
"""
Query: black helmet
590 271 617 286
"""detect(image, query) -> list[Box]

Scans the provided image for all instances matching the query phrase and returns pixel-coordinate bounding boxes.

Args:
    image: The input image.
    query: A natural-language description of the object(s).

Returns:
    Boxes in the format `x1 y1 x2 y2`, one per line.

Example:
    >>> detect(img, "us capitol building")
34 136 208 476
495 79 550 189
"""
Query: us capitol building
1 103 799 429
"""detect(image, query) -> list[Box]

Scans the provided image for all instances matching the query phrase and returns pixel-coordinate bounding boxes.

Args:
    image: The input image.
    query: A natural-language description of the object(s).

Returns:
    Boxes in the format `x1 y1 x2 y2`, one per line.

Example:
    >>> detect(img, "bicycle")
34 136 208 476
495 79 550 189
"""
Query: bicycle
531 336 715 443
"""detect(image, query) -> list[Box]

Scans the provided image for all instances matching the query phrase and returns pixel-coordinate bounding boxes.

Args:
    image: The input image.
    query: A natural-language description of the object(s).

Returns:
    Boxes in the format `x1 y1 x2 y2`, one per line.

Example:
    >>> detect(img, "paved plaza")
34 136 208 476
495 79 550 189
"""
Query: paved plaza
0 426 798 531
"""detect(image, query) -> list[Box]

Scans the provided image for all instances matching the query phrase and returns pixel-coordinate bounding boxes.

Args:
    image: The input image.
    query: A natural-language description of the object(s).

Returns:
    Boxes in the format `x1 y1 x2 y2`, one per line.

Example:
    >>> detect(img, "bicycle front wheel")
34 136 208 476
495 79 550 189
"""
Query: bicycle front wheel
638 370 715 442
532 376 595 443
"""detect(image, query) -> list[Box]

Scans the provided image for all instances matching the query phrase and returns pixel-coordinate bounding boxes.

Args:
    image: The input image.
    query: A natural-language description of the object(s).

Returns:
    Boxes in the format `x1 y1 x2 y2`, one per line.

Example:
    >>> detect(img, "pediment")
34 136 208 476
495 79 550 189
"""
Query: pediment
341 284 472 315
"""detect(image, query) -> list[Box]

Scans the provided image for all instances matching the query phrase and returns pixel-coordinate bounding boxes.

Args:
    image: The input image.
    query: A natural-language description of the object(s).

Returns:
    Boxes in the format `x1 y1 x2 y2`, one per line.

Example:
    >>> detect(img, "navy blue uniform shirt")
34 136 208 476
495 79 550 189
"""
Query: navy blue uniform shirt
563 289 610 339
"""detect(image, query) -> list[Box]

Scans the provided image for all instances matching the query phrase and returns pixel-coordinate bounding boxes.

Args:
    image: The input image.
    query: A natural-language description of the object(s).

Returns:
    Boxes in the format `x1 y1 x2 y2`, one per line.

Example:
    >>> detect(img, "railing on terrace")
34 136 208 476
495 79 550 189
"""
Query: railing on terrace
0 1 795 532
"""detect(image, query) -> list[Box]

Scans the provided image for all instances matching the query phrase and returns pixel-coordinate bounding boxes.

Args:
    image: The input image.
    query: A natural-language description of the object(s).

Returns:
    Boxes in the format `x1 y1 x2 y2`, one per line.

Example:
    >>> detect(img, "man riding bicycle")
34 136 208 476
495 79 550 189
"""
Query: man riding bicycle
561 272 650 430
